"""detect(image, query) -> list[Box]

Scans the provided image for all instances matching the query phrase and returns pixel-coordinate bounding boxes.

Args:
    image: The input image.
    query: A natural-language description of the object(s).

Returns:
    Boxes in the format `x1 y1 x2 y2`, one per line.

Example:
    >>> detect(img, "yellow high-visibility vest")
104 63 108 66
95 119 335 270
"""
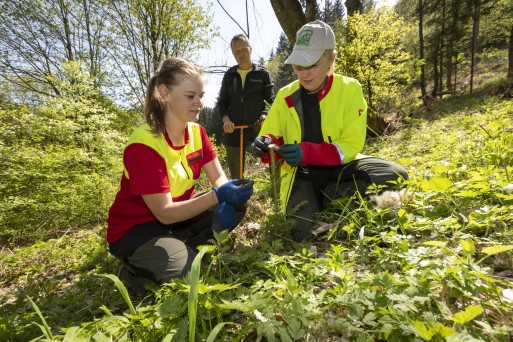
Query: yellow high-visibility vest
124 123 203 199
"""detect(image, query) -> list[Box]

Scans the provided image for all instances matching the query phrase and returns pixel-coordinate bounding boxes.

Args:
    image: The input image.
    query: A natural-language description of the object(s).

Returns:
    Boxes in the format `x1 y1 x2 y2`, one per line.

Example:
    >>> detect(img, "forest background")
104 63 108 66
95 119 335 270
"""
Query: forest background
1 0 513 341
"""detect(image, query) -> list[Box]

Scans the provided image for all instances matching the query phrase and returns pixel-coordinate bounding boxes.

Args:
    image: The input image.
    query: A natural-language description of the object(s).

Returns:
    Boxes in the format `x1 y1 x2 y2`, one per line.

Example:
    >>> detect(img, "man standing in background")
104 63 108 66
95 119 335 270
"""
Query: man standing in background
216 34 274 178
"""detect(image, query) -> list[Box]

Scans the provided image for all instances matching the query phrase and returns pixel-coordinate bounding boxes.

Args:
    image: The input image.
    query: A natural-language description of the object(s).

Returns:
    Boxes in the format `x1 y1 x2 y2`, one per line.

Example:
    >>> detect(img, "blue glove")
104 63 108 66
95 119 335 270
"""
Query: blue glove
213 179 254 206
249 136 272 157
212 202 236 233
279 144 303 166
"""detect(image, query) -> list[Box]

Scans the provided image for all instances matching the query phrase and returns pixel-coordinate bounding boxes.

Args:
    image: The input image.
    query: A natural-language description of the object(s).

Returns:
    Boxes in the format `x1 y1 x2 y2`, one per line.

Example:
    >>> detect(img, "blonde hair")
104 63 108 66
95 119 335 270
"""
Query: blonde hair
323 49 336 75
144 57 203 135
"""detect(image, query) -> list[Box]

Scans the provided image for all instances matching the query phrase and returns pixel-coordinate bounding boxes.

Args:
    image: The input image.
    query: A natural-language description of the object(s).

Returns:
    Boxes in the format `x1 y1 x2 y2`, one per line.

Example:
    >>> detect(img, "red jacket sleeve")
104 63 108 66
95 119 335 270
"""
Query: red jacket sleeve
299 142 341 166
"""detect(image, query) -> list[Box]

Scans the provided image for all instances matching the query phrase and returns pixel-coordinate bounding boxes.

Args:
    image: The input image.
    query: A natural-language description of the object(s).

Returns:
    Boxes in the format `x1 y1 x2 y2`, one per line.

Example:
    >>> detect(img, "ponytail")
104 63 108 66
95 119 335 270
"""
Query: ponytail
144 75 167 135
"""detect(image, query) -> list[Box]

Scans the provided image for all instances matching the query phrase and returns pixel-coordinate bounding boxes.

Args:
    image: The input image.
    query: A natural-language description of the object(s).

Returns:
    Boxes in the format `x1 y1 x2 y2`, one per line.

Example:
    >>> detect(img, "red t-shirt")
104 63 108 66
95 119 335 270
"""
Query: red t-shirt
106 125 216 243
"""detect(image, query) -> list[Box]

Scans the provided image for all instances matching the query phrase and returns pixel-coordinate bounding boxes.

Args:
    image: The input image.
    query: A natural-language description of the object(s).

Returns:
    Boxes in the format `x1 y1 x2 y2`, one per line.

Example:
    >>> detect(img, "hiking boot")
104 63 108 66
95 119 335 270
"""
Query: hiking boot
117 265 154 298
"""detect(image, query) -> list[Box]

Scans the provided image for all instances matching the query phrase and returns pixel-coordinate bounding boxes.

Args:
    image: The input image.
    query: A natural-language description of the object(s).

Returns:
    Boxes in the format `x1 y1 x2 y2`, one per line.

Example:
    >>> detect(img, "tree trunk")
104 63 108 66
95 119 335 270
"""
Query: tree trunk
508 26 513 79
432 39 440 97
419 0 427 104
305 0 318 22
470 0 481 93
446 58 453 91
269 0 308 42
345 0 363 16
445 0 462 93
438 0 446 97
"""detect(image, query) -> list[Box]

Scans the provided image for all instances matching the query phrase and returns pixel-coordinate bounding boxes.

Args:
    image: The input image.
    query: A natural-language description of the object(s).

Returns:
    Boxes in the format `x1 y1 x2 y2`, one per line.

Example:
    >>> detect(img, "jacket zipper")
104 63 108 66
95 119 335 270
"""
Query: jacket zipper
181 160 190 180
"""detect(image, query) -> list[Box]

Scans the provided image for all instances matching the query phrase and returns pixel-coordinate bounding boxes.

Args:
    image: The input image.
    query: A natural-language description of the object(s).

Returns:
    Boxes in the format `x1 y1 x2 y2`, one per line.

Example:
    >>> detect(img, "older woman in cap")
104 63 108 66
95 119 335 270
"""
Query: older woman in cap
250 20 408 241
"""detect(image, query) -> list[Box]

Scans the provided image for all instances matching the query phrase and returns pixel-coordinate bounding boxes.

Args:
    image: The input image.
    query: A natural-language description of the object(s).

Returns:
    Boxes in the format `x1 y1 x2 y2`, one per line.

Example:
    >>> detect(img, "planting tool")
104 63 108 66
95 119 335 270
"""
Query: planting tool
234 125 249 179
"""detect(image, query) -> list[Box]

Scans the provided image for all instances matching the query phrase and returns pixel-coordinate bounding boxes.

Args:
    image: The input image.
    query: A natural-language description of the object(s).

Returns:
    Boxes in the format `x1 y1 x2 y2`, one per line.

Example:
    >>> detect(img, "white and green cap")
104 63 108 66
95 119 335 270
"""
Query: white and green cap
285 20 335 67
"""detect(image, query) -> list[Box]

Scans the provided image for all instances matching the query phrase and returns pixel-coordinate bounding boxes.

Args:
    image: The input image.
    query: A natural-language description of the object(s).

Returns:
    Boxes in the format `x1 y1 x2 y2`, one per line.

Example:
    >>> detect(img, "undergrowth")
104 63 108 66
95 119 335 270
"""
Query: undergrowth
1 94 512 341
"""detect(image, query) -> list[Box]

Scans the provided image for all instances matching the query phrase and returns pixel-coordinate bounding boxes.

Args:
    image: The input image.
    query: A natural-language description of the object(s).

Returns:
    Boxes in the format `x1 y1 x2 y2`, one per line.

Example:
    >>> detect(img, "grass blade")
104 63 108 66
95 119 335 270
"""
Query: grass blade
187 246 209 342
27 296 54 340
206 322 234 342
98 274 137 315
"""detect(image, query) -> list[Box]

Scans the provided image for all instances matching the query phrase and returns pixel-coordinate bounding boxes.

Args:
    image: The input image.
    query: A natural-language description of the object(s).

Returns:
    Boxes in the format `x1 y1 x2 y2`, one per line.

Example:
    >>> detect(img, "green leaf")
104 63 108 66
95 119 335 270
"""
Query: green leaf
62 326 80 342
27 296 53 340
287 318 305 340
421 176 453 192
460 239 475 255
363 312 377 327
162 332 175 342
451 304 483 324
278 326 293 342
91 330 110 341
220 294 271 312
98 274 136 315
187 246 209 342
411 320 434 340
455 190 479 198
397 208 407 217
206 322 234 342
423 241 447 248
197 283 239 294
431 323 455 337
157 296 185 318
481 245 513 256
171 317 188 342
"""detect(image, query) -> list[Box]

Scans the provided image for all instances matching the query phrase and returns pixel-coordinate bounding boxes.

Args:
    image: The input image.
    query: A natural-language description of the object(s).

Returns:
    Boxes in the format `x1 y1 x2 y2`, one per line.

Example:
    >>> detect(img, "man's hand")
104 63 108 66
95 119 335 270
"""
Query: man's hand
212 202 236 232
279 144 303 166
249 136 272 157
213 179 254 206
222 116 235 133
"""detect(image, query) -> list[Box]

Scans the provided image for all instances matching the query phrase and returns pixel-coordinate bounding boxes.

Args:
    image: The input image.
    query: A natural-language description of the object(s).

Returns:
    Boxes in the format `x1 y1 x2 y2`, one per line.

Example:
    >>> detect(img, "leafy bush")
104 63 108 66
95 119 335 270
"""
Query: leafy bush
2 96 510 341
0 62 137 245
335 7 418 116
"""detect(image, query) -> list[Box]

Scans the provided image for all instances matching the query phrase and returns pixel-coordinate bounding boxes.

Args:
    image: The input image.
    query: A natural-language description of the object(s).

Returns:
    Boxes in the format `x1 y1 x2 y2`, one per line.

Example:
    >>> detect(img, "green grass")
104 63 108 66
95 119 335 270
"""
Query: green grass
1 91 513 340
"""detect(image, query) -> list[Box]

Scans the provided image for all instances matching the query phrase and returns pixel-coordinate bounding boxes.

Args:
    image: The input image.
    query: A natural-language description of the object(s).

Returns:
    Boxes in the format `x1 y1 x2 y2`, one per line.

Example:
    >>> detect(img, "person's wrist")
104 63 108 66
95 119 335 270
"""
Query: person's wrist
211 189 219 204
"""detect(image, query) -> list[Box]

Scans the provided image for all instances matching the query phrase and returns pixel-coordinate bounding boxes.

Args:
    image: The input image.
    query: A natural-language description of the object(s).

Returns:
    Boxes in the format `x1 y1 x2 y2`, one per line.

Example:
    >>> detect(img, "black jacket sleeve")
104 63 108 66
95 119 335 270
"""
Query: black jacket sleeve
216 73 231 119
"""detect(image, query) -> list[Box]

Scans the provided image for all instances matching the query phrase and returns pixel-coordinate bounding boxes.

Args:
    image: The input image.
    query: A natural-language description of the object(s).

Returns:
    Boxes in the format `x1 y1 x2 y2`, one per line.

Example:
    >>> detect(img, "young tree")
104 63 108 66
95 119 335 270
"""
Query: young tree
321 0 346 24
106 0 216 106
0 0 111 100
199 106 224 142
337 7 416 133
0 61 136 245
267 33 295 92
480 0 513 79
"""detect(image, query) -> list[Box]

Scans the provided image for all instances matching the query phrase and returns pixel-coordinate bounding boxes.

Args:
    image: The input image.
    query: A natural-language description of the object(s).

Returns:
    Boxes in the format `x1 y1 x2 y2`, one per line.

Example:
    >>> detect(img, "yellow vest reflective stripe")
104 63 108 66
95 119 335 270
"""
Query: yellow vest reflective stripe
123 123 203 199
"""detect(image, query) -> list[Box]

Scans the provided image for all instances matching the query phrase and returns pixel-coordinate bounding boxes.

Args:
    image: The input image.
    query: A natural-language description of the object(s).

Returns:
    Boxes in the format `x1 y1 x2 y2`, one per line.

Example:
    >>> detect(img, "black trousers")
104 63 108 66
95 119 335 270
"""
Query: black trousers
286 157 409 241
225 128 257 179
109 206 245 286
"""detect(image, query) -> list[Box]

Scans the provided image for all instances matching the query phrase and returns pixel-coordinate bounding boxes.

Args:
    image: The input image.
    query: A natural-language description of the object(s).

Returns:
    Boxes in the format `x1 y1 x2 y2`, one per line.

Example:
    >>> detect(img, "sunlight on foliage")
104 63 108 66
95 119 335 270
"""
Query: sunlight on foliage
2 73 513 340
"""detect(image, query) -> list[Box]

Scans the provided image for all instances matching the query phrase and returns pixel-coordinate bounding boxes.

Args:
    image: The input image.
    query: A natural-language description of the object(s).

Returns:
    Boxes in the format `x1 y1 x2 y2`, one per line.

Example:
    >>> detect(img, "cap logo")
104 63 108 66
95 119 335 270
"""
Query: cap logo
296 29 313 46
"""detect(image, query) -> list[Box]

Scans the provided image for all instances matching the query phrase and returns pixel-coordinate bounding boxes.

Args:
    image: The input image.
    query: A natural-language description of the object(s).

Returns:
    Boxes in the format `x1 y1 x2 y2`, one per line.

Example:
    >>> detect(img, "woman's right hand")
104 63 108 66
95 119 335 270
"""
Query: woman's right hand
213 179 254 206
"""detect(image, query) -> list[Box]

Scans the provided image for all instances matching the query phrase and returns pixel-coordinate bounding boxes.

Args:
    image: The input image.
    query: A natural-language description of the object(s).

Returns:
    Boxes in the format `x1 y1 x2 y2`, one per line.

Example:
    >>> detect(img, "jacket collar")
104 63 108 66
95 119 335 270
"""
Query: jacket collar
226 63 263 74
317 75 334 101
